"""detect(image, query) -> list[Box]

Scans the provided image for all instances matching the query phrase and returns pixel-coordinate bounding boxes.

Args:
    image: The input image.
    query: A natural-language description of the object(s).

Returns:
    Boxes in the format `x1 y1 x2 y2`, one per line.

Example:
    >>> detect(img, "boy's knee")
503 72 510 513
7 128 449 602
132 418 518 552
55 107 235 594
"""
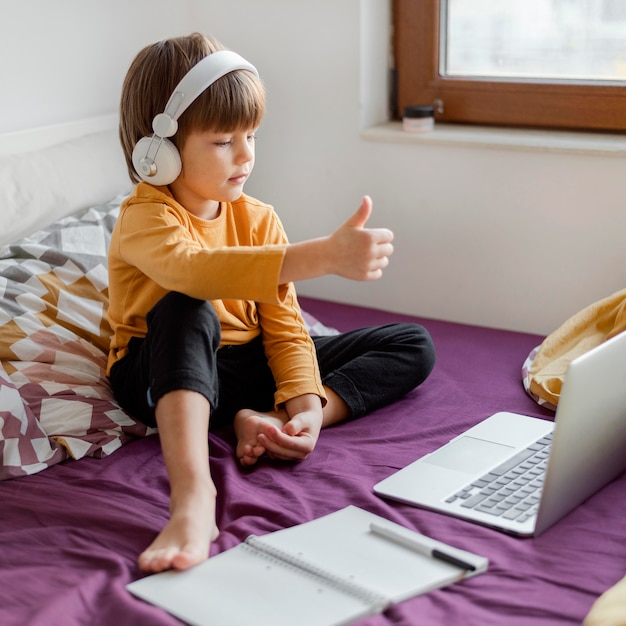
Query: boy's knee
152 291 217 322
149 292 221 345
396 323 436 385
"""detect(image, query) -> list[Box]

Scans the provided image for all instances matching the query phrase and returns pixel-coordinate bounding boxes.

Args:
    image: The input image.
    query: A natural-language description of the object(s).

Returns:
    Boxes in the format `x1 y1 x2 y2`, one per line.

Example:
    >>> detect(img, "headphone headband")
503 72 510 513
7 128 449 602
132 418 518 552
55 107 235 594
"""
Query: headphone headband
133 49 259 185
154 50 259 136
151 50 259 138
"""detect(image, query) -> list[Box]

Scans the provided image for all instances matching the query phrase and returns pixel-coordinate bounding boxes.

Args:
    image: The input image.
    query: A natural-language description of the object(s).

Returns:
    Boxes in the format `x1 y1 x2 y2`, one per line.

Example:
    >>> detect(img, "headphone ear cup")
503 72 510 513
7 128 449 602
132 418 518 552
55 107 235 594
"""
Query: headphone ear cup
132 136 182 186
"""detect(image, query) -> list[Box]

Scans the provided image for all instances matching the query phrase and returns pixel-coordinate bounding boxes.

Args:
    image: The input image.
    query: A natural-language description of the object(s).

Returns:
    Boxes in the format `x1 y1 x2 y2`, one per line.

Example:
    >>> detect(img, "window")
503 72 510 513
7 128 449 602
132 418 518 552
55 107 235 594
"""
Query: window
393 0 626 132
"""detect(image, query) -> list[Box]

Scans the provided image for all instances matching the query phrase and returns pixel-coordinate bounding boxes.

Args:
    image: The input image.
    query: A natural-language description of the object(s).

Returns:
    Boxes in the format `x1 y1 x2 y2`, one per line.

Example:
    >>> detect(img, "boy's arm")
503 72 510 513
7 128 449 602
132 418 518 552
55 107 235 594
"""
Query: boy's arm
280 196 394 284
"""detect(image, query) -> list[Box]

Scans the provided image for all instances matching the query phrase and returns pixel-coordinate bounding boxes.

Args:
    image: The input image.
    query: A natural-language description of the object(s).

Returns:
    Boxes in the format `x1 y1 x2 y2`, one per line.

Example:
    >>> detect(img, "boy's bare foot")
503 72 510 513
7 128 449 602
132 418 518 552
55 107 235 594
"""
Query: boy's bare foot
138 481 219 573
234 408 287 466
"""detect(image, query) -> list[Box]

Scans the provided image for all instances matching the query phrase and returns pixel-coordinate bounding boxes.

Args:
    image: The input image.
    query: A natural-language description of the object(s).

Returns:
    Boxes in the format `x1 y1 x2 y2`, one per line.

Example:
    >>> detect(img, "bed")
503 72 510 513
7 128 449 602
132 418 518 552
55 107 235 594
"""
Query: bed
1 119 624 626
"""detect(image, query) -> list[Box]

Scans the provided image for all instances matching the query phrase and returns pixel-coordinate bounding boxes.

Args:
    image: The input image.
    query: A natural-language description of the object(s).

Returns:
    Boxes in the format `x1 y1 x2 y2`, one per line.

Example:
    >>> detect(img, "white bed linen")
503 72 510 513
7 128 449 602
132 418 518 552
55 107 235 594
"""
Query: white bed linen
0 119 131 246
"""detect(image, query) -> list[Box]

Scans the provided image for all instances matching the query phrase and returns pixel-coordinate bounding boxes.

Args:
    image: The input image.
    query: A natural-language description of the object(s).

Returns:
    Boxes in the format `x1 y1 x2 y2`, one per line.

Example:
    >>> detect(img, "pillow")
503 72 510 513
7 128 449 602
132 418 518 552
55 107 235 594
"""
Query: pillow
0 196 155 480
522 346 557 412
522 287 626 410
0 129 130 246
0 360 65 479
583 574 626 626
301 309 339 337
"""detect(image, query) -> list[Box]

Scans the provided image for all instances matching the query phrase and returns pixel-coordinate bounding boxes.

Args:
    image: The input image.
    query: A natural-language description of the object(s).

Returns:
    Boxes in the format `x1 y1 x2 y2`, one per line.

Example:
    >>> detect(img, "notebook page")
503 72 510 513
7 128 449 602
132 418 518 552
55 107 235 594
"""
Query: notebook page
127 541 379 626
256 505 487 603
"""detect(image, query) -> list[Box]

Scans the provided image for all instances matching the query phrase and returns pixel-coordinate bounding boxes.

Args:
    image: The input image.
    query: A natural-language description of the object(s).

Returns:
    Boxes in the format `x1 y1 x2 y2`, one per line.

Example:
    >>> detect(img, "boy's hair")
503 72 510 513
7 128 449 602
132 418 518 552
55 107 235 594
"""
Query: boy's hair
119 32 266 183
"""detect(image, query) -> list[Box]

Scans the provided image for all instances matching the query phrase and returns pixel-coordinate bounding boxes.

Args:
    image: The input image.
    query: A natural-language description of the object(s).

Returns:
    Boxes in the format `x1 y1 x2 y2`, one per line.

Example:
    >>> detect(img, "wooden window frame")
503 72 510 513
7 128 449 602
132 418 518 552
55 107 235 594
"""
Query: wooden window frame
393 0 626 133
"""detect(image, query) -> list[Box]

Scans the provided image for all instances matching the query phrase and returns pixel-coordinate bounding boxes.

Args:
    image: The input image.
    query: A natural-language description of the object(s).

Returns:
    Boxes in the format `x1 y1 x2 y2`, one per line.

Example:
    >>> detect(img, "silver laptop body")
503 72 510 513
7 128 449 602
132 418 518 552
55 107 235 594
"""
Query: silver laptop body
374 330 626 536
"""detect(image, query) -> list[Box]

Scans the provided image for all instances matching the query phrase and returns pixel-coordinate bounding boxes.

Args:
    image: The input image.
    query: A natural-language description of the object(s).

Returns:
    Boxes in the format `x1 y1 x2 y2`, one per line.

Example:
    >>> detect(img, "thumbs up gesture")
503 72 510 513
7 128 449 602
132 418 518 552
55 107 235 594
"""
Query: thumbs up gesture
327 196 394 281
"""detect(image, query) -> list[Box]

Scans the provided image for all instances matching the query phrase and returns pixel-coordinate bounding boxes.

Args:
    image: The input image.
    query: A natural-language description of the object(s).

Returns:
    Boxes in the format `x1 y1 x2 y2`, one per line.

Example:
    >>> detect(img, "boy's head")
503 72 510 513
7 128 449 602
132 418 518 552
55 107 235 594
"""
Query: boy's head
119 32 266 183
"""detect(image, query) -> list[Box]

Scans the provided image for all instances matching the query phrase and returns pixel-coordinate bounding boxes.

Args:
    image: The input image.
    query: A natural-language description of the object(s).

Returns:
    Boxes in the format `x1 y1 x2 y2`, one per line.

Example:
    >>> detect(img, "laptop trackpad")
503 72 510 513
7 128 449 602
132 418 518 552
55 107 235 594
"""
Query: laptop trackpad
424 436 515 474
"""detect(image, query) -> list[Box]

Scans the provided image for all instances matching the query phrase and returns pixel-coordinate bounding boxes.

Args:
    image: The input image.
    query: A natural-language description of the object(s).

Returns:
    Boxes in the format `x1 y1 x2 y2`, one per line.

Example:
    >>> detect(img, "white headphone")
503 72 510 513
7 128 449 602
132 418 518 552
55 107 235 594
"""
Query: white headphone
131 50 259 186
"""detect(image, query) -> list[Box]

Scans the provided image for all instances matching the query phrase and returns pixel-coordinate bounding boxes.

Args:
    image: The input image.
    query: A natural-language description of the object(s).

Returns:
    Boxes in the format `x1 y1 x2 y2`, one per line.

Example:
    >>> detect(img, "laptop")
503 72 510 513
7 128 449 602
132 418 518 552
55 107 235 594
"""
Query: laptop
374 330 626 537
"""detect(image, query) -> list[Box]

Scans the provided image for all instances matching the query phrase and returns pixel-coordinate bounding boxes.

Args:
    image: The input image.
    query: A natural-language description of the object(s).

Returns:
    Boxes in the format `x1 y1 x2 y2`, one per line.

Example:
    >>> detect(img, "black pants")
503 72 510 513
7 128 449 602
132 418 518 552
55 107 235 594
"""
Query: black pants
109 292 436 428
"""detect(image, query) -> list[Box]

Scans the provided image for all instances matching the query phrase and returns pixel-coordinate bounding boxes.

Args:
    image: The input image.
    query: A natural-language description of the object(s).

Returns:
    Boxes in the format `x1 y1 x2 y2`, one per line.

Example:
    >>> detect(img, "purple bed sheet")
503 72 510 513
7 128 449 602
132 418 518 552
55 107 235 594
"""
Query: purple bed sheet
1 297 624 626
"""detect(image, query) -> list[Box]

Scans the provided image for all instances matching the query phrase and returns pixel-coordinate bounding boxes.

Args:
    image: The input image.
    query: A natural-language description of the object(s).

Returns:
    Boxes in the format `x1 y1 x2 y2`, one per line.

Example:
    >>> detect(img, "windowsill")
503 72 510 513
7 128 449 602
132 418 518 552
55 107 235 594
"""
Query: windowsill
360 121 626 157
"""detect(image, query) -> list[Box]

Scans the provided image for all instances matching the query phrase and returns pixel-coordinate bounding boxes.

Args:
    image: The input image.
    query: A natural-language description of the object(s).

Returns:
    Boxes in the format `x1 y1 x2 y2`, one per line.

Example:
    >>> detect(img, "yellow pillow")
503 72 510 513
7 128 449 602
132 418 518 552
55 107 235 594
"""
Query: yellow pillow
584 575 626 626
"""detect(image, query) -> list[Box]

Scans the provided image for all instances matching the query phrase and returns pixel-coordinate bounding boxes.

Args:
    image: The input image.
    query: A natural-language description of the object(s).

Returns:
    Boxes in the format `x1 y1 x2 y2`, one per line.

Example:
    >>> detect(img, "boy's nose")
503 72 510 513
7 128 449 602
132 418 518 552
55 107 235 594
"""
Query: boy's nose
236 140 254 163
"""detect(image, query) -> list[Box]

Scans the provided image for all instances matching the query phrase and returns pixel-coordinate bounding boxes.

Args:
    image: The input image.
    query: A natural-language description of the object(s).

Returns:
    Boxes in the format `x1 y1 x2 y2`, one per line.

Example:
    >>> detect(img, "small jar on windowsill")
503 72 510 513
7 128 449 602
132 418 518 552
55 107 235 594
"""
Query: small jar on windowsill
402 105 435 133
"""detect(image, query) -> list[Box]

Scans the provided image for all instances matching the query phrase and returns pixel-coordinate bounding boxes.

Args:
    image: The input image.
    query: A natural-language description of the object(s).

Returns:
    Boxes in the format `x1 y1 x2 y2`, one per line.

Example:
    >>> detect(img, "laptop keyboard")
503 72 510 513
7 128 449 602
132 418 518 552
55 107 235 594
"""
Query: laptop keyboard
445 433 553 523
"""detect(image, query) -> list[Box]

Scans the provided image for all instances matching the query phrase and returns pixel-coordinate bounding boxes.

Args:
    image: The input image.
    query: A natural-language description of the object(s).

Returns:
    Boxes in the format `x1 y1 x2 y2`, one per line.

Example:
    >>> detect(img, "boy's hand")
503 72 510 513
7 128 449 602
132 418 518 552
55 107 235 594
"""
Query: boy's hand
256 395 323 461
279 196 394 285
328 196 394 281
255 416 318 461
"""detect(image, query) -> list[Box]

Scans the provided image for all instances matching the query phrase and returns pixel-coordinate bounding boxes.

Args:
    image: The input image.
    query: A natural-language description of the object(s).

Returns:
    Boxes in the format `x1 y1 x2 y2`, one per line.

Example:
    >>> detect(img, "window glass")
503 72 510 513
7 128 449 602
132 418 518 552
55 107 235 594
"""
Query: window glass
443 0 626 83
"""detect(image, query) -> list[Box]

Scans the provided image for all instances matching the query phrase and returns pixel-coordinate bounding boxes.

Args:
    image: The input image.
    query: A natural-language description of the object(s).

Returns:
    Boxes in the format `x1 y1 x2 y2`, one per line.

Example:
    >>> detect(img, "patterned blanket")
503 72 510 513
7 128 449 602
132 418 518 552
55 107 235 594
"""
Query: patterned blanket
0 197 154 479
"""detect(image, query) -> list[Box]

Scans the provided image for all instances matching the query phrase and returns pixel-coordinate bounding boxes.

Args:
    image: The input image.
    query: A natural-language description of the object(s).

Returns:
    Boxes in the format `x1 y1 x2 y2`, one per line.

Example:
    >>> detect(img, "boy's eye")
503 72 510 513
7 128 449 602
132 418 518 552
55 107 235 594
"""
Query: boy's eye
213 133 256 147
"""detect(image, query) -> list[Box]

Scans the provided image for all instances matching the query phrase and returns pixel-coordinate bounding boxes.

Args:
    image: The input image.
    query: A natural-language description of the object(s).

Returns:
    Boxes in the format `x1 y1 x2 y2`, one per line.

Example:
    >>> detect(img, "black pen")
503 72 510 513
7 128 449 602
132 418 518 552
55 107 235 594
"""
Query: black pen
369 522 477 572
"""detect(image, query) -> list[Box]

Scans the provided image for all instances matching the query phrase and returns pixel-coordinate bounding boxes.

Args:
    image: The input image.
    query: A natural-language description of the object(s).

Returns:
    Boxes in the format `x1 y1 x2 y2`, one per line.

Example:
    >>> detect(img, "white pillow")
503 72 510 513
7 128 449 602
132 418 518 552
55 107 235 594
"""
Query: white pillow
0 129 131 246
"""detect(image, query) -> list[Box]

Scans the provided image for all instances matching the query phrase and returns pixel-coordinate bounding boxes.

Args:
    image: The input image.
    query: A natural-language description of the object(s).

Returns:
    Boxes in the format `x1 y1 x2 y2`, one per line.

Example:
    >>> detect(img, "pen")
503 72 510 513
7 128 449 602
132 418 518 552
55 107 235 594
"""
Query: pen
369 523 477 572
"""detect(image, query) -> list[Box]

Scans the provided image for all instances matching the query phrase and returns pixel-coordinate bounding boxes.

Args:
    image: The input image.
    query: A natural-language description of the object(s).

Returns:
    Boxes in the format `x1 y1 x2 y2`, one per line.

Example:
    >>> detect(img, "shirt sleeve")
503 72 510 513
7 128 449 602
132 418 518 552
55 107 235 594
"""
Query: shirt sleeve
254 212 326 408
117 200 285 304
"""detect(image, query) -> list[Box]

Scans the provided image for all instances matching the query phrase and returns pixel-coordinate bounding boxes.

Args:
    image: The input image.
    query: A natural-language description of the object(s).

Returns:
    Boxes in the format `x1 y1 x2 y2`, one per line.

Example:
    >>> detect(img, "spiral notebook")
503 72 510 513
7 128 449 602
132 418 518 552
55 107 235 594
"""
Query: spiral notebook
127 505 488 626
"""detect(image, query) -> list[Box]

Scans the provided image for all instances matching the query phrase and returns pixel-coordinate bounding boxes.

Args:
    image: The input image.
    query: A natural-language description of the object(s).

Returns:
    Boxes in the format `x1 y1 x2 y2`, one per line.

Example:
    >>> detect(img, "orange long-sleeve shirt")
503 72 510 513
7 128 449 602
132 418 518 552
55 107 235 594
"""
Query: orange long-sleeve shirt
107 183 325 409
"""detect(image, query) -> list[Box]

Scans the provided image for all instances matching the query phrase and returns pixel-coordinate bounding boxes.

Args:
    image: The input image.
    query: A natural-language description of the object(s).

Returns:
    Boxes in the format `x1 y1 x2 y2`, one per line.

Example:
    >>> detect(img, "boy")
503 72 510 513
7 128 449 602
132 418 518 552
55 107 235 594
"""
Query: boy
108 33 435 573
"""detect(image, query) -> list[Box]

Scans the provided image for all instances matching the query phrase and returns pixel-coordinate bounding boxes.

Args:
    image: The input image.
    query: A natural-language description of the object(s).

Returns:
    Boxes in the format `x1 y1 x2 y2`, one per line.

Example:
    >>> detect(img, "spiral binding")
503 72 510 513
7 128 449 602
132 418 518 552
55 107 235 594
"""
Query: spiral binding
244 535 389 611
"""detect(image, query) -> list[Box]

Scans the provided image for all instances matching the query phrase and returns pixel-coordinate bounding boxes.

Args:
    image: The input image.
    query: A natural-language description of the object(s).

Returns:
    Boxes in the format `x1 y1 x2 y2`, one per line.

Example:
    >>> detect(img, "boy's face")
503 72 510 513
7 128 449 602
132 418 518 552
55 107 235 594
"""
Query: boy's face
169 127 257 217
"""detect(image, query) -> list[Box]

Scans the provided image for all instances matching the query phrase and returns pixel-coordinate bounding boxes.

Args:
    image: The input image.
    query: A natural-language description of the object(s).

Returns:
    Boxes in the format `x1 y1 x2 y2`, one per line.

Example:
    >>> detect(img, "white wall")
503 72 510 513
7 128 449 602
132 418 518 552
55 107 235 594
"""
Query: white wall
2 0 624 335
0 0 195 132
196 0 626 336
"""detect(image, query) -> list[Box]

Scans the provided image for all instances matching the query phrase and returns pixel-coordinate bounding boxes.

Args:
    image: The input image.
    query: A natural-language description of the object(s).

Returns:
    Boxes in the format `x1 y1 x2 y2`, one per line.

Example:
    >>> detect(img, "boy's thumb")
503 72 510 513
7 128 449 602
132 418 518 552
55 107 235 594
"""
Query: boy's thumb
344 196 372 229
